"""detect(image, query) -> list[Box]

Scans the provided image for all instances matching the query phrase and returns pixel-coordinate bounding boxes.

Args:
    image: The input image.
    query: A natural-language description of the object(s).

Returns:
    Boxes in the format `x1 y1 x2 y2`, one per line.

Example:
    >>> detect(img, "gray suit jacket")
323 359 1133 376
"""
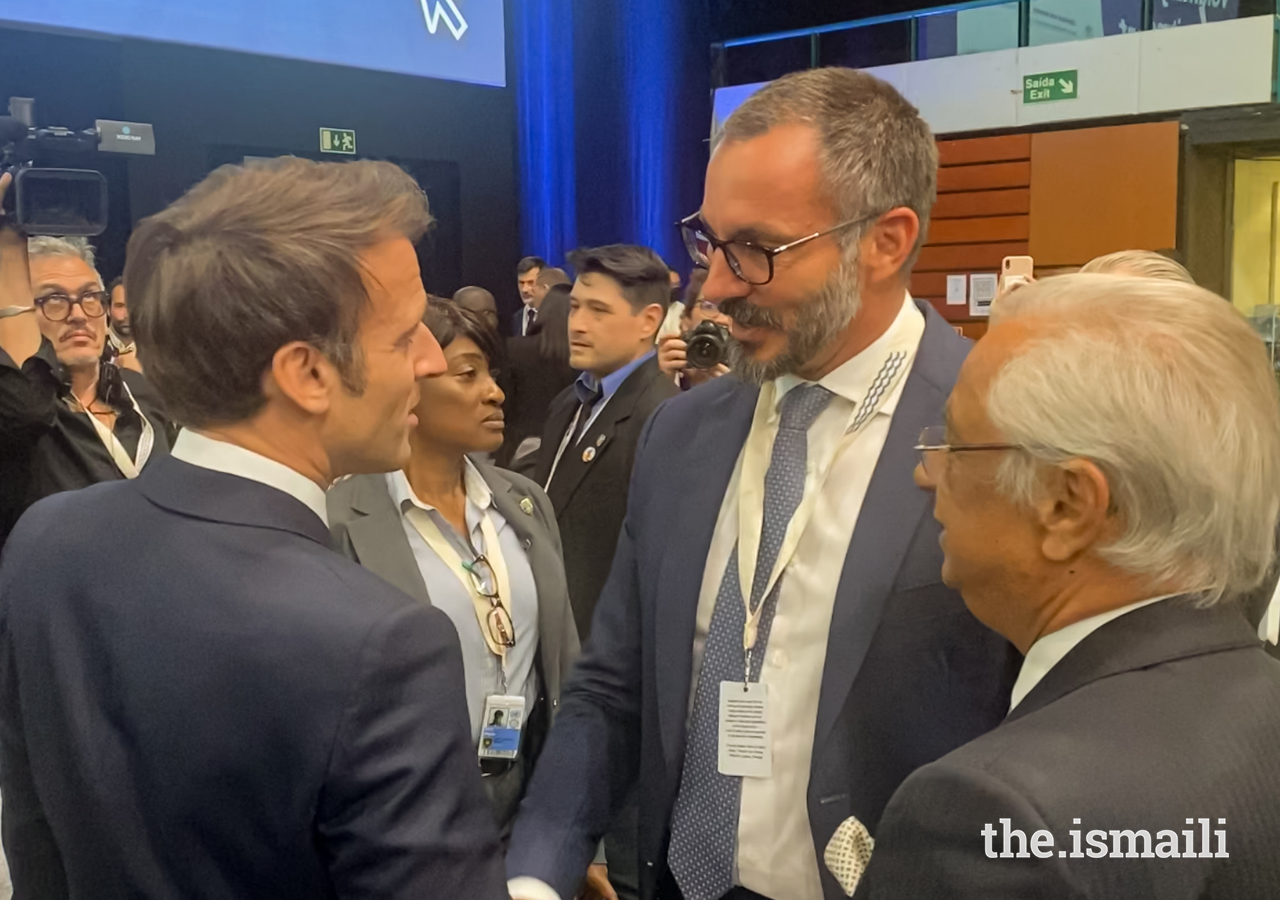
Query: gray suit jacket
326 462 580 832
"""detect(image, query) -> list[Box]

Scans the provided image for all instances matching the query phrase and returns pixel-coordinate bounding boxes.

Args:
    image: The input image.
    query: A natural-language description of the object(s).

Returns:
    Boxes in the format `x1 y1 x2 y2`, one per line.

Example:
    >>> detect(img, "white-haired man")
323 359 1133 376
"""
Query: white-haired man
0 173 172 550
858 274 1280 899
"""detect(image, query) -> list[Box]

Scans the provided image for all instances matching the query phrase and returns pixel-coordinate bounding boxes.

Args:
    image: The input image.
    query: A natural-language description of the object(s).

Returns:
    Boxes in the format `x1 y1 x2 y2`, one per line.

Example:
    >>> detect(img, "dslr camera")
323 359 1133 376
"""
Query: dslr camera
0 97 155 237
682 320 730 370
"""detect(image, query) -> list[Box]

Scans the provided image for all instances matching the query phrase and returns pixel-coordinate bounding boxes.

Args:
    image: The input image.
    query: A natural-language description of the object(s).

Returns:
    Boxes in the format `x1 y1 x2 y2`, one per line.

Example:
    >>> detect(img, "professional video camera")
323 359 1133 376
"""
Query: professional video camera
0 97 155 237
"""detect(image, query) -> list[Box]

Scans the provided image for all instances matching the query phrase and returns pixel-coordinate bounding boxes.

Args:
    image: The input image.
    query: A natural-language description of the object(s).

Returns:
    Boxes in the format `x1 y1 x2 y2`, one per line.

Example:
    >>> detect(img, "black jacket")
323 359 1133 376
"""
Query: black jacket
859 598 1280 900
0 339 173 552
496 336 577 471
533 355 678 639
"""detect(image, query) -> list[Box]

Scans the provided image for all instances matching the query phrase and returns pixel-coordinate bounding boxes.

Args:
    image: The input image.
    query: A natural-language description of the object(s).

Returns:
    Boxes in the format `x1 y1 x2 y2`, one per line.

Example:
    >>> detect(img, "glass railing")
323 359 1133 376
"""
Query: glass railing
713 0 1277 87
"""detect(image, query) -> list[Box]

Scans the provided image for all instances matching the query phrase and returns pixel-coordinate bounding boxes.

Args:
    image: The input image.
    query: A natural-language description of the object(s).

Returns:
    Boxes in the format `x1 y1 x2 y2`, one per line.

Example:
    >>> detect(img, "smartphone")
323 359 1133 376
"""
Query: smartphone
999 255 1034 294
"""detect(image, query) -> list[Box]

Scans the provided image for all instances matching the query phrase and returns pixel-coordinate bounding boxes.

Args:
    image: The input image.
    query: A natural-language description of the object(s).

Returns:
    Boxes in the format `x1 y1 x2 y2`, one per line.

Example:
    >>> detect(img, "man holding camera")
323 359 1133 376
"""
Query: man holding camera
0 172 172 551
657 270 732 390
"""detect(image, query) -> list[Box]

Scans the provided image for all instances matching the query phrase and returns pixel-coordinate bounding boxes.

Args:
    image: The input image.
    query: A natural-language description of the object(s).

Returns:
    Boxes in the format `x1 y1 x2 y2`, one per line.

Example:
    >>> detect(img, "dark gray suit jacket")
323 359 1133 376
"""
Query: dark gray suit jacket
858 598 1280 900
507 302 1019 900
326 463 580 832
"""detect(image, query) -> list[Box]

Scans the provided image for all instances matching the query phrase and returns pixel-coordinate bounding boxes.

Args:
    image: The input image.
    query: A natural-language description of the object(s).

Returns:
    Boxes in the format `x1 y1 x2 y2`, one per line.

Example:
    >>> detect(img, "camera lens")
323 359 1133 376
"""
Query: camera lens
685 322 728 370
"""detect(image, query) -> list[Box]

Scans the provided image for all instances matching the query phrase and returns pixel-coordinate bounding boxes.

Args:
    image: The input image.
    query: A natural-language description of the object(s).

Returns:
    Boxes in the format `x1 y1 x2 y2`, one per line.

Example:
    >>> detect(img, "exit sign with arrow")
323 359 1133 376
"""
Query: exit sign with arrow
1024 70 1078 104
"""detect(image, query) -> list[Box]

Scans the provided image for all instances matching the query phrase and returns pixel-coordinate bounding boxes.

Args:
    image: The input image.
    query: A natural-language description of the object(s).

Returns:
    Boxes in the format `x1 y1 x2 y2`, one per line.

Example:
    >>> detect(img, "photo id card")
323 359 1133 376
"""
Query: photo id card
479 694 526 760
718 681 772 778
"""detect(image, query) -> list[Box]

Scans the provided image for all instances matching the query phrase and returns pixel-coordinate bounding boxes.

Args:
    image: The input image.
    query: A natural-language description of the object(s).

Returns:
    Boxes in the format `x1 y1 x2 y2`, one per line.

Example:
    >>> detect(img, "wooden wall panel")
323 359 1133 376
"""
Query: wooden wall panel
915 133 1034 324
916 242 1029 272
1028 121 1180 267
937 134 1032 167
933 189 1030 220
936 161 1032 193
928 216 1029 245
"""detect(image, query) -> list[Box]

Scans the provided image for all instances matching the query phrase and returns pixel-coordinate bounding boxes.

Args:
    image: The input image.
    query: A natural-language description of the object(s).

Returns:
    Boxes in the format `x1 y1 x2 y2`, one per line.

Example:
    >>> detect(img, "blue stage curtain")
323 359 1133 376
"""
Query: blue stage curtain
513 0 578 265
515 0 710 271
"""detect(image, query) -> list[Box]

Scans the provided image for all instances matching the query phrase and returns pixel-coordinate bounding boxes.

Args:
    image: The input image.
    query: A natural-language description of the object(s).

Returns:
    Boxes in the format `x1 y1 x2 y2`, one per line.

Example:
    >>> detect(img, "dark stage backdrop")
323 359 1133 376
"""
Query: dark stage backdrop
514 0 713 277
0 25 517 304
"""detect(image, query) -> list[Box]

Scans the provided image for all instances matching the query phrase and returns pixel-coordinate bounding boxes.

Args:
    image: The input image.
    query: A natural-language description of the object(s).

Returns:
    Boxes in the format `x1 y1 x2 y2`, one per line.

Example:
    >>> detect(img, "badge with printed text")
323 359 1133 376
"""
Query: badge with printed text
479 694 526 760
718 681 771 778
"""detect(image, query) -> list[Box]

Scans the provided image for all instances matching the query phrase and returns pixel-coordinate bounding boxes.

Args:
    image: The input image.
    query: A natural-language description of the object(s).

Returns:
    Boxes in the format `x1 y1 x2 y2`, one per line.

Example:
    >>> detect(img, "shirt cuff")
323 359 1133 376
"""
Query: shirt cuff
507 876 563 900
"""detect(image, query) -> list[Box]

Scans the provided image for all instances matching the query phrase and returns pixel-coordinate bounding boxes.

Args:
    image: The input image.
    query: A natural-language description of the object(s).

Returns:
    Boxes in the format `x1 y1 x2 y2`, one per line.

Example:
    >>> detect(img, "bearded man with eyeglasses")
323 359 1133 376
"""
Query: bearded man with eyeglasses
0 183 172 551
508 69 1019 900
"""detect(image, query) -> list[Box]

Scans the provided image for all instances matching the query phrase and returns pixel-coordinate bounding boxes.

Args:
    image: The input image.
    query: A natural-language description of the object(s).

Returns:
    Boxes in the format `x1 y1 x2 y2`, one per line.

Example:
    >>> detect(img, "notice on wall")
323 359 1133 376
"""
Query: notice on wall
970 273 999 317
946 274 968 306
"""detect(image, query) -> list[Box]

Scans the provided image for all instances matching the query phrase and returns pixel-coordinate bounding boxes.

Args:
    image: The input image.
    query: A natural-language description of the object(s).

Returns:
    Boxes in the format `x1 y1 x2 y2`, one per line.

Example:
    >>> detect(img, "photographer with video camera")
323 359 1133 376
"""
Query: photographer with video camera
656 267 732 389
0 171 172 552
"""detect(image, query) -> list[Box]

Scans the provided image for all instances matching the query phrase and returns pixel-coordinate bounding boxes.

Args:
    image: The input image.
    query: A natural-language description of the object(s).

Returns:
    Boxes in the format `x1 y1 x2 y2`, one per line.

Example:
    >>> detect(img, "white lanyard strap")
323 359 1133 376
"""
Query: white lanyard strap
72 380 155 480
736 350 910 651
543 404 585 492
405 506 515 661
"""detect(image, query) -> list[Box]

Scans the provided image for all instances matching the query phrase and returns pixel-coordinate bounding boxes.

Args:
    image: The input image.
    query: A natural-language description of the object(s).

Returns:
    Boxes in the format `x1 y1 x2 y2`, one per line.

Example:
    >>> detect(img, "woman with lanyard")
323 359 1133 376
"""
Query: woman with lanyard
328 302 579 841
0 210 172 552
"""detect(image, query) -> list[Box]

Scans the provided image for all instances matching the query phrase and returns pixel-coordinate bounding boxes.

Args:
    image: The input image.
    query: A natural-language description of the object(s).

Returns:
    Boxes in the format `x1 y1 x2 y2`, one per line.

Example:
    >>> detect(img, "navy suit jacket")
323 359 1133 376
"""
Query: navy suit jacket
507 301 1021 900
0 456 507 900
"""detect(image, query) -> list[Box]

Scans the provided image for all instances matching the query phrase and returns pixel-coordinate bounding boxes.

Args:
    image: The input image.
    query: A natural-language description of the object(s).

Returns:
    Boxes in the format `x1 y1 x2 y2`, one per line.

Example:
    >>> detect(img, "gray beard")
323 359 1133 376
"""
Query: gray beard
725 255 862 386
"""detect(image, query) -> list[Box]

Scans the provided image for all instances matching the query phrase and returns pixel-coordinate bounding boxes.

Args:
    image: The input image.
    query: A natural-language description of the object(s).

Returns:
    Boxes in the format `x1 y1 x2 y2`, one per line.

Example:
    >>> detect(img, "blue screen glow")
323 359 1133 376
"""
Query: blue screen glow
0 0 506 87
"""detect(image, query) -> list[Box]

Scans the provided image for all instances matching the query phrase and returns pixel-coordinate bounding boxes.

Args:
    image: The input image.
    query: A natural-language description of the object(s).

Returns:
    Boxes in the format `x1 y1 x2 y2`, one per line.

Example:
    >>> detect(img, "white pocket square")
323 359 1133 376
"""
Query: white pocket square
824 815 875 896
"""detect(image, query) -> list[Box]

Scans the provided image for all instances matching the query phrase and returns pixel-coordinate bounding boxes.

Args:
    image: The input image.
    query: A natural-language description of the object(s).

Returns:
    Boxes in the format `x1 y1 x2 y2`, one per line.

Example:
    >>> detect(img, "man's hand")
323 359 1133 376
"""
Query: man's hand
657 333 687 377
0 171 42 366
577 864 619 900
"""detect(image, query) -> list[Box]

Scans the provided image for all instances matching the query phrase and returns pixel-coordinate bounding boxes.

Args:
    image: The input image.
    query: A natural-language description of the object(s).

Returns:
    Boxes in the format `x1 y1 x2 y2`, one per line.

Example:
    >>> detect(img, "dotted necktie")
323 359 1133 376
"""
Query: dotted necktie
667 383 834 900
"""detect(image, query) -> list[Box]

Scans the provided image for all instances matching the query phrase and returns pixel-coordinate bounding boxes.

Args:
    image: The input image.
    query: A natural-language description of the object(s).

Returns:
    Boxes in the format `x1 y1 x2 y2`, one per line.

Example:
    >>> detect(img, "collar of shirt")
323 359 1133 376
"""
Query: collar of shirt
773 292 922 412
386 458 493 517
170 429 329 526
1008 594 1177 712
574 349 655 406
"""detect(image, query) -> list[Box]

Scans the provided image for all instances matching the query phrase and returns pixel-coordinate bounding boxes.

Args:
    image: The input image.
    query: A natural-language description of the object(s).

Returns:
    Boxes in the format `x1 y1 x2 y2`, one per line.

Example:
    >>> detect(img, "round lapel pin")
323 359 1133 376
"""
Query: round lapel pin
582 446 597 463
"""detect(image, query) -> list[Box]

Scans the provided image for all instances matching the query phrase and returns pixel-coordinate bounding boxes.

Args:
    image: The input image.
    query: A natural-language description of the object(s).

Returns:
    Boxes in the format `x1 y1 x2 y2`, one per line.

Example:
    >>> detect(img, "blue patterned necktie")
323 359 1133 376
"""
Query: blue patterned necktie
667 383 835 900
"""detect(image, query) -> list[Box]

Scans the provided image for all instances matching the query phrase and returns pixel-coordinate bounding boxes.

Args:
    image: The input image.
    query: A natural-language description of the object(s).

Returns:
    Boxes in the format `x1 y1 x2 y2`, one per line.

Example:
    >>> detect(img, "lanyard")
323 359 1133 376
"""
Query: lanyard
405 505 515 665
543 403 586 492
735 349 910 679
70 380 155 480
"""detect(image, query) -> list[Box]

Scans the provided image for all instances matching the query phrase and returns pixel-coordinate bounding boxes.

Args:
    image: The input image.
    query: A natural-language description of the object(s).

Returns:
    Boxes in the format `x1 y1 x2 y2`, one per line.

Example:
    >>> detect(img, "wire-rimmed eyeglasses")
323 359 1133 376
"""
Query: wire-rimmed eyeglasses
915 425 1024 480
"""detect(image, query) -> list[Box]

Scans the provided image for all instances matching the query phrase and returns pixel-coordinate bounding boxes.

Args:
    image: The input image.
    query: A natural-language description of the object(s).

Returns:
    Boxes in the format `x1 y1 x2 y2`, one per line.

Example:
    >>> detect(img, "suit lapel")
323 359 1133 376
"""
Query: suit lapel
344 475 432 605
546 357 660 514
812 310 963 758
484 464 572 701
1007 598 1261 723
654 380 758 770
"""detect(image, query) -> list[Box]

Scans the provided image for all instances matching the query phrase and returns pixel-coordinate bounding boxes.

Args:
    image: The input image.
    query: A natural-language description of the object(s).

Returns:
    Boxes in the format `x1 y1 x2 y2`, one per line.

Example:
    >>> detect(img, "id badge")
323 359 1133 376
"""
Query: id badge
717 681 771 778
479 694 526 760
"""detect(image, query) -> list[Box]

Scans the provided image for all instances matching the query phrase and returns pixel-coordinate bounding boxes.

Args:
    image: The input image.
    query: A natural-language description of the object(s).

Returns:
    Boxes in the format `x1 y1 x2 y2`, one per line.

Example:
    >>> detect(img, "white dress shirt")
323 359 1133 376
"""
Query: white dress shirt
170 429 329 525
385 465 540 743
1008 595 1174 713
511 297 924 900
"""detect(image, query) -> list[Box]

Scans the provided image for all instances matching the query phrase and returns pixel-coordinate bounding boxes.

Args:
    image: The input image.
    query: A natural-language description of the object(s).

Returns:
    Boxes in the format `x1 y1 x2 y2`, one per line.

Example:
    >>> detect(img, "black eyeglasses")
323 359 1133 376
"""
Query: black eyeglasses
677 211 881 286
462 555 516 650
35 290 109 323
915 425 1024 480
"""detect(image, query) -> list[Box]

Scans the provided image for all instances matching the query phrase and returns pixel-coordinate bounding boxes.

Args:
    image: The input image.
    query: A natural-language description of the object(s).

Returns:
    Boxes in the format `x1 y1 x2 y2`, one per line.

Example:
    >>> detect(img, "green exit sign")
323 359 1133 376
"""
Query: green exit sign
1024 70 1078 104
320 127 356 155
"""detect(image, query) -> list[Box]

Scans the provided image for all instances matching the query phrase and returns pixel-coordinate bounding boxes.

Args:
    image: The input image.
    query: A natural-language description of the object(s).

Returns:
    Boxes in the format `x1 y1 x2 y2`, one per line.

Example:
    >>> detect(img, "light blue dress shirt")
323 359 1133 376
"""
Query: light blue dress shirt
386 463 540 744
572 350 655 438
